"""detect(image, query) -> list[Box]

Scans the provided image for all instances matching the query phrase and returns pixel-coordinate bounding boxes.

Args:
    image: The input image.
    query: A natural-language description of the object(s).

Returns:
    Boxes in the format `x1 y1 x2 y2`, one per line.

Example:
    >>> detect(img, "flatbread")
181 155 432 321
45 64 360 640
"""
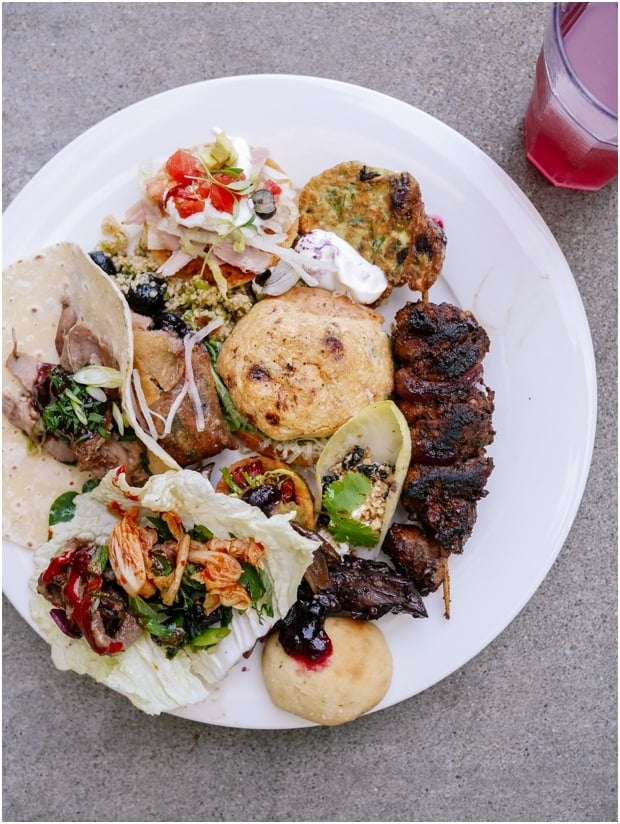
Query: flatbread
2 242 134 548
215 287 394 441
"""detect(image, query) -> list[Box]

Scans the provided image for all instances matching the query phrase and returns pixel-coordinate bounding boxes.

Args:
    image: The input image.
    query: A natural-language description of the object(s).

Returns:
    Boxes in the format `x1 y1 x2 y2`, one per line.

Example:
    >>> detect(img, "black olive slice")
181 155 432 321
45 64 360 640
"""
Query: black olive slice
252 188 277 219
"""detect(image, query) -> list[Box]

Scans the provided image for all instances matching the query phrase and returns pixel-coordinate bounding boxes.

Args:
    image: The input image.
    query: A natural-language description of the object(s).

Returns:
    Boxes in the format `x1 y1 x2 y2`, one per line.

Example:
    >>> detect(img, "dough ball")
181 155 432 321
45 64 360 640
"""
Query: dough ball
262 616 392 726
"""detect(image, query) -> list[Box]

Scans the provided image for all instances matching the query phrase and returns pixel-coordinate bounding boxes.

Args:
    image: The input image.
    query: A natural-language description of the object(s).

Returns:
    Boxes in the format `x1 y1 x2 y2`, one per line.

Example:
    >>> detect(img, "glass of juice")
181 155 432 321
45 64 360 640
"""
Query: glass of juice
524 2 618 191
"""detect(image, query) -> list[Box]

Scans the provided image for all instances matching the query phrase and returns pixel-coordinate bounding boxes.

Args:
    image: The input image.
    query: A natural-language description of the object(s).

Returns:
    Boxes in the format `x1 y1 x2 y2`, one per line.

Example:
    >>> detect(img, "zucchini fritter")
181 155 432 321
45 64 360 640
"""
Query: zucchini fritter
298 161 446 296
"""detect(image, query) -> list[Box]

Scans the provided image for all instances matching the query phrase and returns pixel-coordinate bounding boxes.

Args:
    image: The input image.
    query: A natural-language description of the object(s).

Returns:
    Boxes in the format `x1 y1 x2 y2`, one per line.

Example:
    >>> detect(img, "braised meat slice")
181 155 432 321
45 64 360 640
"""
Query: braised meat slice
392 301 490 380
58 322 115 373
401 457 494 553
314 554 428 620
383 523 446 596
37 538 142 654
72 427 149 485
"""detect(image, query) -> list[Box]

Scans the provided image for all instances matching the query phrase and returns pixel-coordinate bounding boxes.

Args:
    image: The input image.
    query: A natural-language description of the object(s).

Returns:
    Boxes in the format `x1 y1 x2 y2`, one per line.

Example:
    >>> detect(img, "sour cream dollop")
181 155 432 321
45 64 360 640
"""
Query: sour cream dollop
294 230 388 304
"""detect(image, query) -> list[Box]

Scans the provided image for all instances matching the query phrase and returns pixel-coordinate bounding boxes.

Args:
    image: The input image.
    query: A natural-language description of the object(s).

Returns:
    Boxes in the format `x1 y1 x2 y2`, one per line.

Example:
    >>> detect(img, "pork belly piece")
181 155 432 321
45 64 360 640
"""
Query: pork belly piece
383 523 446 596
133 328 234 466
392 301 490 380
401 457 494 553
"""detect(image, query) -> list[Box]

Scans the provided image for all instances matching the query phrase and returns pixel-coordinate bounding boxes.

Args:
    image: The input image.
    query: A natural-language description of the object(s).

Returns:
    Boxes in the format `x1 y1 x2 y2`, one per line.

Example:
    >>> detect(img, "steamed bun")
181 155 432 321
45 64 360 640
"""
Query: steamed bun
262 616 392 726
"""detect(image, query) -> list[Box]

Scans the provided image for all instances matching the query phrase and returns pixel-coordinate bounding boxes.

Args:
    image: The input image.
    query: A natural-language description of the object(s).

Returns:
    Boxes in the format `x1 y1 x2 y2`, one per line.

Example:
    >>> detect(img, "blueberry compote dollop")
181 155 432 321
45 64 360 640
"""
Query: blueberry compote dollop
277 592 332 669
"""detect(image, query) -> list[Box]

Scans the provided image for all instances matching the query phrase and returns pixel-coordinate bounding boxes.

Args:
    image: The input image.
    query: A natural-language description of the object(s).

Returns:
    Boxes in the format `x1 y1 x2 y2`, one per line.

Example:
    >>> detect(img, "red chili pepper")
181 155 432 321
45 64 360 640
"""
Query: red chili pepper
279 478 296 503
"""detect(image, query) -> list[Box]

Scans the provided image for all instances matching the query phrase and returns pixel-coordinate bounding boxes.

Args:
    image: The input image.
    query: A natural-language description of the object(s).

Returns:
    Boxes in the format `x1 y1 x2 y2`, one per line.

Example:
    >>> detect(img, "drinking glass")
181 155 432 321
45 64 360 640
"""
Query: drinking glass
524 2 618 191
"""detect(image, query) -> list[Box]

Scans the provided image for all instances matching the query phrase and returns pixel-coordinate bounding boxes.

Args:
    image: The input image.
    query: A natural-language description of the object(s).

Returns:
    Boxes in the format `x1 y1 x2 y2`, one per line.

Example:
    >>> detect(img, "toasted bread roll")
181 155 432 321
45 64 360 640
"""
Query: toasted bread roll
262 616 393 726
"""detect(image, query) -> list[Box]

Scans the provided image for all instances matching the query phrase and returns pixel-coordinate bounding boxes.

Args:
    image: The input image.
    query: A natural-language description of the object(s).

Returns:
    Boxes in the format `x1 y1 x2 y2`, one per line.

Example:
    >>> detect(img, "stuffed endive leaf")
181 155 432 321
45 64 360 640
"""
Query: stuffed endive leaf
315 401 411 555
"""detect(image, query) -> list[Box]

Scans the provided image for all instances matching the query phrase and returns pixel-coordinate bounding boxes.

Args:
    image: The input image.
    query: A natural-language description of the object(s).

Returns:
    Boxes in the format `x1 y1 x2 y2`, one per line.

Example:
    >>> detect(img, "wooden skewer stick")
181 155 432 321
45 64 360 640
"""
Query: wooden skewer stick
441 552 451 619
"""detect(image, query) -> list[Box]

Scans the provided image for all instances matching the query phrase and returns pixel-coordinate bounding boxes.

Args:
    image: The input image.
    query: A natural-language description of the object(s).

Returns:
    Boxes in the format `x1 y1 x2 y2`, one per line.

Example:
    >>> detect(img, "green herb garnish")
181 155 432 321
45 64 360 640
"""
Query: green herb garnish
48 491 79 527
239 562 274 621
41 367 110 443
321 471 379 547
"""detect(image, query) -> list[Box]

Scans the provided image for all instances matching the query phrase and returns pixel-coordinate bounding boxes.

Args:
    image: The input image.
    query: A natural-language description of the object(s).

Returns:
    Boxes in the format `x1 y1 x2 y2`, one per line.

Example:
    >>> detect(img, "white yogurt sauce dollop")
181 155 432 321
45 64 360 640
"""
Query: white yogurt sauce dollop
295 229 388 304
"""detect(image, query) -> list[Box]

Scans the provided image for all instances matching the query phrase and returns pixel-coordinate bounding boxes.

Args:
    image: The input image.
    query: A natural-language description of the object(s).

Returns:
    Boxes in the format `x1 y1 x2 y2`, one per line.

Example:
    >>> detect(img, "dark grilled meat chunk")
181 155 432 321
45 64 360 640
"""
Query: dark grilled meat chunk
399 384 495 465
314 554 427 620
401 457 494 553
392 301 490 380
394 363 483 403
383 523 446 596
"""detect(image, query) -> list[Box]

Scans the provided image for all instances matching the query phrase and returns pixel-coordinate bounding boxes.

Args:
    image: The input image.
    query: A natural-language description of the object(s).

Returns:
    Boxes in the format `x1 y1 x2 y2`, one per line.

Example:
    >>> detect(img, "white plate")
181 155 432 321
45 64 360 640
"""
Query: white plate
2 75 597 729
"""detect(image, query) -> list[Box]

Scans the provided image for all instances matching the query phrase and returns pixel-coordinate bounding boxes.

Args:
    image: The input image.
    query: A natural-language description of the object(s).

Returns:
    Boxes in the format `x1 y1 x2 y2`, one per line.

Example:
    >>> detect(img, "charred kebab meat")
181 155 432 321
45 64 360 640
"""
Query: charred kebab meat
384 301 495 612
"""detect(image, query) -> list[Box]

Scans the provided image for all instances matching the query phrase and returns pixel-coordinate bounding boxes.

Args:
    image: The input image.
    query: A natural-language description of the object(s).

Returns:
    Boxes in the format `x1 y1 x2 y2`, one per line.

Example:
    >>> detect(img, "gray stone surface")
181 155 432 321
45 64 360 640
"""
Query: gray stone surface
2 3 617 821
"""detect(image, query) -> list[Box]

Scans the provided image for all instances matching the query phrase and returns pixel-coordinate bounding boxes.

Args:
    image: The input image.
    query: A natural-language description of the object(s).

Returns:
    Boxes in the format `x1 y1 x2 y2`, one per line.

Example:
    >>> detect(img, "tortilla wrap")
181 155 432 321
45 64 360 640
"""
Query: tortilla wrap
2 242 141 548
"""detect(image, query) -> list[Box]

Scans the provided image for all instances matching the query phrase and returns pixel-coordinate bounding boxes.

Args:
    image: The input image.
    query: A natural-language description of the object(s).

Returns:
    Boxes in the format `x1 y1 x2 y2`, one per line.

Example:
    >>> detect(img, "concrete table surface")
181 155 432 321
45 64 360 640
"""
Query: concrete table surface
2 3 617 822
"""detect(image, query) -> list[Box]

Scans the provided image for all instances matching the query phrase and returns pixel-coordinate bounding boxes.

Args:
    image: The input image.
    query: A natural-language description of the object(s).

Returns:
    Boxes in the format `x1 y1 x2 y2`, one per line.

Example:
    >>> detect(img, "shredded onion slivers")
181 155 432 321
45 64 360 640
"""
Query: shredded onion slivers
162 384 188 437
181 319 225 434
184 339 204 431
247 235 320 286
131 369 161 440
258 260 300 296
156 248 193 277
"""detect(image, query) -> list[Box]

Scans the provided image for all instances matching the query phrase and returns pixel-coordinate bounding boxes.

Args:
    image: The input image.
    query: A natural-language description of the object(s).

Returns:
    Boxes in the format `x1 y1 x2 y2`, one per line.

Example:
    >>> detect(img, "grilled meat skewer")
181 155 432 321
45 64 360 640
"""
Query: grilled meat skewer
400 457 494 554
389 300 495 614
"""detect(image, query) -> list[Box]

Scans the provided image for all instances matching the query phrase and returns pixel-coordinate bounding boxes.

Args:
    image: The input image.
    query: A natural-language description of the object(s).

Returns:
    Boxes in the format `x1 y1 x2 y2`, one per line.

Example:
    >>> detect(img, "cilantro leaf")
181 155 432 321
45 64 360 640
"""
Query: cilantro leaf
324 472 371 511
321 471 380 547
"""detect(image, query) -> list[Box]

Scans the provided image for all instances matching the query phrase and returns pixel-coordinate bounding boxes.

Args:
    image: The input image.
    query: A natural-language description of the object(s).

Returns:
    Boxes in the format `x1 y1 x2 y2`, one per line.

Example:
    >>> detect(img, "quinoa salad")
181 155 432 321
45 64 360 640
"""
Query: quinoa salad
96 215 256 341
